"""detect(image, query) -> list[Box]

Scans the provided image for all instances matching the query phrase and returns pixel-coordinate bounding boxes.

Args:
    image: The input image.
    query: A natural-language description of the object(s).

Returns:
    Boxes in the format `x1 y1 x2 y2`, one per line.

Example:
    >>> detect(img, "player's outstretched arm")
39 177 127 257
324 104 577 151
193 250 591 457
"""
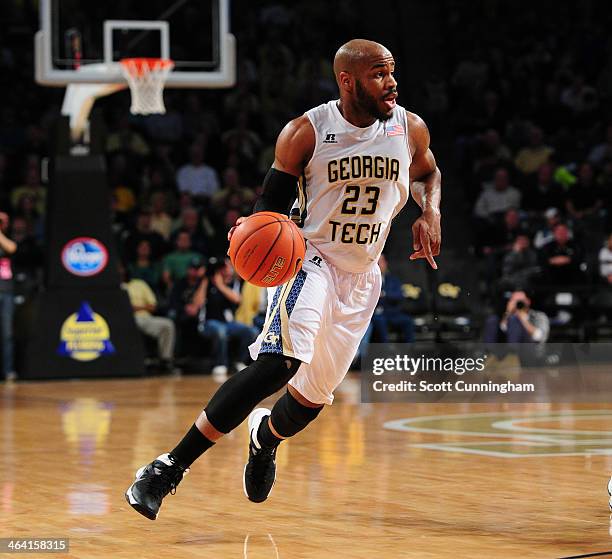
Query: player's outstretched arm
407 112 442 270
228 116 315 241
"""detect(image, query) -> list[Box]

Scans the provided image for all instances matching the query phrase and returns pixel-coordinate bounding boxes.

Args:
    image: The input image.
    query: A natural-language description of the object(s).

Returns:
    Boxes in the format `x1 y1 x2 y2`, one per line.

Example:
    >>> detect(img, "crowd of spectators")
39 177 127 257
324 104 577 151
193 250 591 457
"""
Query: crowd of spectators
1 1 611 378
437 1 612 319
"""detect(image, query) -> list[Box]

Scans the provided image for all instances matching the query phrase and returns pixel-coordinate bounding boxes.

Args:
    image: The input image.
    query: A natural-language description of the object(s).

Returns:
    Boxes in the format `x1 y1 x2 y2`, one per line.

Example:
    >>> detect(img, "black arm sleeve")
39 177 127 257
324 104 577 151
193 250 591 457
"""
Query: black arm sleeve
253 168 298 214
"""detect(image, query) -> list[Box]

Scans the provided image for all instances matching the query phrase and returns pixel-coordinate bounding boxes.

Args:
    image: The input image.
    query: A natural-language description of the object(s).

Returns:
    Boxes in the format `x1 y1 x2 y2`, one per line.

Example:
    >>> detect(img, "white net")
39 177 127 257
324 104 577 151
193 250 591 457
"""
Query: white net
119 58 174 115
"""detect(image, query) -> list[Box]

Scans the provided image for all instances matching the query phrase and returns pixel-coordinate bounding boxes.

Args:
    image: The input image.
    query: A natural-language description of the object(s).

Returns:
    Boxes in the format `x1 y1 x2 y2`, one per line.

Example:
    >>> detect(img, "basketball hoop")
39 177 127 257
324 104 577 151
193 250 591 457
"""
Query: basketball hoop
119 58 174 115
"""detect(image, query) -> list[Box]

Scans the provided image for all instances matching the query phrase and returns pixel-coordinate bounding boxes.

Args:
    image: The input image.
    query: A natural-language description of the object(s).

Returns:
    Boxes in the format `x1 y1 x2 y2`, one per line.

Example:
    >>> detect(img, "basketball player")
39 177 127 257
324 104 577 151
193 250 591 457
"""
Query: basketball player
126 39 442 520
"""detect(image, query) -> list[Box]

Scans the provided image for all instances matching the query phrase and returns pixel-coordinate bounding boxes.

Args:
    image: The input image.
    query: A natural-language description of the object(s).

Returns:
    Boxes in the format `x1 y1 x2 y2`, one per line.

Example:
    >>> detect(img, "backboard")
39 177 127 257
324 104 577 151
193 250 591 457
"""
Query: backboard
35 0 235 88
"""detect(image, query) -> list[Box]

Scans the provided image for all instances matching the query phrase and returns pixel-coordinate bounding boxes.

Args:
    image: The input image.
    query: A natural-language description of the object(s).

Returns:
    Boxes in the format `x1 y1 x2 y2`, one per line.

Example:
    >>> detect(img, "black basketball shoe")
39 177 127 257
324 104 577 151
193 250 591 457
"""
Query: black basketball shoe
125 453 188 520
243 408 277 503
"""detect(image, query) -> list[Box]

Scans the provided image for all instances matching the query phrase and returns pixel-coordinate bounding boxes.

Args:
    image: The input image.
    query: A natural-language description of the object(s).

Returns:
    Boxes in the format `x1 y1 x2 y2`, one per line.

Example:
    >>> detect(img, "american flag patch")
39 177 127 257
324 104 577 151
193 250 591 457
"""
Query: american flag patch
386 124 405 136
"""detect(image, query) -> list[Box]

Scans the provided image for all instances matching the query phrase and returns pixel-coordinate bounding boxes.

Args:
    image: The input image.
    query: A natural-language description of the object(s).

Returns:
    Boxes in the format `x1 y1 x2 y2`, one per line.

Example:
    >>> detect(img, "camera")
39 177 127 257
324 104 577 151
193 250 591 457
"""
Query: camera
205 256 224 278
515 300 526 310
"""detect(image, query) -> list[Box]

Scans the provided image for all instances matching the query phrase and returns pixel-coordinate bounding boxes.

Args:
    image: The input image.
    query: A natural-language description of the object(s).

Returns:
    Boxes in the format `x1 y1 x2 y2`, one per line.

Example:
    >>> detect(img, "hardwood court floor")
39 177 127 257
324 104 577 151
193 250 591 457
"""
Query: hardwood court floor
1 374 611 558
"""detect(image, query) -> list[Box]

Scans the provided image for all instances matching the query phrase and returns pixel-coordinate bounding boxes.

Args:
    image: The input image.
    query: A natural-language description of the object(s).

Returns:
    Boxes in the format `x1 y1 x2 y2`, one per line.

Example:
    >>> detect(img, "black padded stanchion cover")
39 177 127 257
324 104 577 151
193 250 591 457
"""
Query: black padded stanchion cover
22 155 144 379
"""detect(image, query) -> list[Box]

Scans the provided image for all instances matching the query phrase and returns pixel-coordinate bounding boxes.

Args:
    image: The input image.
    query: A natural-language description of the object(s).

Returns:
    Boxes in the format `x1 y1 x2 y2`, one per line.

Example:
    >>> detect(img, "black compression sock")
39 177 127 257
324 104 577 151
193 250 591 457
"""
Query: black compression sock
170 424 215 467
257 416 283 449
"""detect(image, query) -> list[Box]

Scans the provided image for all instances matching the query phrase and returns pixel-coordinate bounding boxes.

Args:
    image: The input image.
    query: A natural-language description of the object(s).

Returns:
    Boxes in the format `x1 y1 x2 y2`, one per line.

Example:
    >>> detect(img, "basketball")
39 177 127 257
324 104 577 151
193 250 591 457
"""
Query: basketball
228 211 306 287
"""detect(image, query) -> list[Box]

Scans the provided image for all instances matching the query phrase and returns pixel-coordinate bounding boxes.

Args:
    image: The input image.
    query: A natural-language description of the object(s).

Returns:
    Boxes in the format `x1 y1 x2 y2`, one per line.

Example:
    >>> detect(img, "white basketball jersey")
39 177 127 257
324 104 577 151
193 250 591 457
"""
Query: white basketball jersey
296 100 412 273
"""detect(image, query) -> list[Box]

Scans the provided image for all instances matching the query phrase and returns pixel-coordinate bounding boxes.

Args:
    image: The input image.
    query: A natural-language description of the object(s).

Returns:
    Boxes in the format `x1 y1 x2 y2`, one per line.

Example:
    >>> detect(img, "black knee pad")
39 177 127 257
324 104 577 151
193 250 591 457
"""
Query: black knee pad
270 390 323 438
205 354 301 434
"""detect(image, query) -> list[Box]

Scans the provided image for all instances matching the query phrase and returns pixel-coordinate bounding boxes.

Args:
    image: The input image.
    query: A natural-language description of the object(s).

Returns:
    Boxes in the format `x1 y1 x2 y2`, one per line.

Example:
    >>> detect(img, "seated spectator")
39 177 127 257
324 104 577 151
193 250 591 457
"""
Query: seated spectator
599 233 612 285
13 194 43 242
128 240 161 293
522 163 565 214
211 167 256 217
123 210 167 261
539 223 583 285
484 208 530 255
533 208 573 249
149 191 173 241
514 126 554 176
167 259 206 356
171 207 208 256
121 266 176 372
147 158 177 193
112 181 137 216
480 209 530 284
197 258 256 376
177 191 195 215
565 162 602 222
484 290 550 344
500 234 539 290
472 129 512 184
199 208 242 258
162 232 203 293
474 168 521 221
235 282 267 331
176 143 220 201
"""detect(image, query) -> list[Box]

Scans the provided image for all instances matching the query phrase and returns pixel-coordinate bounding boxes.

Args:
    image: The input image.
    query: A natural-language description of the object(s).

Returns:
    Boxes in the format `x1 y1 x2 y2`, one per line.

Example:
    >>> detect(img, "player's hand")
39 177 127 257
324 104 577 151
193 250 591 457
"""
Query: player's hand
410 208 441 269
506 293 518 314
516 307 529 320
227 216 247 242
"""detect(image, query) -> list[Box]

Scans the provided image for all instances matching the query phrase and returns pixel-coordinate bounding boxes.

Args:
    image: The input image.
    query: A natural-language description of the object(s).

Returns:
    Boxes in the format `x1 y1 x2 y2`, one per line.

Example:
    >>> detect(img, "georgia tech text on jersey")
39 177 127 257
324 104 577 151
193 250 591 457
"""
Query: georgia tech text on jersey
327 155 400 182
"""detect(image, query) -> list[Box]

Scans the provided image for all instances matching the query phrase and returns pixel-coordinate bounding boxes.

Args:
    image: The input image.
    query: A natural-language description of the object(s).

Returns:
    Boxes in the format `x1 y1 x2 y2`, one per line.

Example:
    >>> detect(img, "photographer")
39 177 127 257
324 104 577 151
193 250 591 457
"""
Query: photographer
0 212 17 380
197 257 256 377
168 257 206 358
484 290 550 344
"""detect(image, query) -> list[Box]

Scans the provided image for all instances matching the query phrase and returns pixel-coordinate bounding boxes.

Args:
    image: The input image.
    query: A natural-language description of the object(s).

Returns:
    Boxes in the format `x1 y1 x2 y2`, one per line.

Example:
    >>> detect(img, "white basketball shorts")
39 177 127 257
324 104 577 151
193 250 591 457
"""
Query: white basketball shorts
249 243 381 405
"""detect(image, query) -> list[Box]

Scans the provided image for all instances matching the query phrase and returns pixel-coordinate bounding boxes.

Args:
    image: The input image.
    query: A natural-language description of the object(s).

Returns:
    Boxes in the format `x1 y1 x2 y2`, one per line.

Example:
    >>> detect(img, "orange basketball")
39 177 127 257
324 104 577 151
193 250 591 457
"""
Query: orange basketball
228 211 306 287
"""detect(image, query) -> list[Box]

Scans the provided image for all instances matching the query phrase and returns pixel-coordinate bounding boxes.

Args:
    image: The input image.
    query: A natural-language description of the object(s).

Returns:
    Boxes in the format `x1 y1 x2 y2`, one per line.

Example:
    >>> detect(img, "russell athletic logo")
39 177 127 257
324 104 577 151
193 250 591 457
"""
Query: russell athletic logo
62 237 108 277
323 133 337 144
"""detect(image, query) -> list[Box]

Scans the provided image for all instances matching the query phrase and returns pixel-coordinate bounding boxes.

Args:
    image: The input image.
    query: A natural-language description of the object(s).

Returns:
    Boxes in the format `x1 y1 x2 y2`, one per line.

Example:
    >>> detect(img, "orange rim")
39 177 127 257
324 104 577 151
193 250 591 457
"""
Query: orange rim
119 58 174 77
